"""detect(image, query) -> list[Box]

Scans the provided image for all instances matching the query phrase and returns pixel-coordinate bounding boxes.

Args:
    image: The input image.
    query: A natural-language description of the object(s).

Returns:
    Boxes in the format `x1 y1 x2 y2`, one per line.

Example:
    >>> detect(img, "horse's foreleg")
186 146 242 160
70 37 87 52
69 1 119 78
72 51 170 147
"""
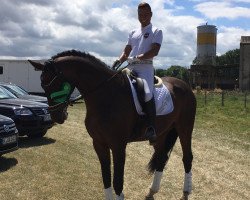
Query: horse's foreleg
180 172 192 200
116 193 125 200
93 140 113 200
104 187 113 200
112 145 126 200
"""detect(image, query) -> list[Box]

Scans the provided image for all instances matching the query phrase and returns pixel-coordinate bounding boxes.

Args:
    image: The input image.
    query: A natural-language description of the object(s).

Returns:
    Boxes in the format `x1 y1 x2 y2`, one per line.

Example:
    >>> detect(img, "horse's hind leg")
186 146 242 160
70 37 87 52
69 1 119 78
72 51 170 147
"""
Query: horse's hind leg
146 129 178 200
179 134 193 200
177 123 194 200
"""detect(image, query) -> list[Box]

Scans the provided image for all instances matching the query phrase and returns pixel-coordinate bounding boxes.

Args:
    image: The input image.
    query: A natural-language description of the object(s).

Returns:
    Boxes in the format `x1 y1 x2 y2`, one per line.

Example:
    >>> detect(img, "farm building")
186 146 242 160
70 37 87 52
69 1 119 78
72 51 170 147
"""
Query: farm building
190 64 239 89
190 24 249 90
240 36 250 91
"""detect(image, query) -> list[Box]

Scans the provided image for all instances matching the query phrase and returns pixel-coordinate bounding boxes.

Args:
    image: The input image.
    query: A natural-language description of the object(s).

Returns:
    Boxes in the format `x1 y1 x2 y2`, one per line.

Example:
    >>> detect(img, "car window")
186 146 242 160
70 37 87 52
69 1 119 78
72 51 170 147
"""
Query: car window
4 85 28 95
0 86 17 99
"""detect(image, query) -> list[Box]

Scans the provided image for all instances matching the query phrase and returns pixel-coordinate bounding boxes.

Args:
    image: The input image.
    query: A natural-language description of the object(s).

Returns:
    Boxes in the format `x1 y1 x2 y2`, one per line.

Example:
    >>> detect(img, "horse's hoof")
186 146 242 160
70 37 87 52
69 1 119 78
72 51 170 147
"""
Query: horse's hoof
145 196 154 200
145 189 156 200
180 192 189 200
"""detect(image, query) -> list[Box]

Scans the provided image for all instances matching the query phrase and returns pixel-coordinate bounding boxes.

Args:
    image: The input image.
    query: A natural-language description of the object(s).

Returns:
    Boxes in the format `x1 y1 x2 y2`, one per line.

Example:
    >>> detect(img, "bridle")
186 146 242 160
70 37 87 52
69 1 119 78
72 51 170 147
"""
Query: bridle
41 60 73 113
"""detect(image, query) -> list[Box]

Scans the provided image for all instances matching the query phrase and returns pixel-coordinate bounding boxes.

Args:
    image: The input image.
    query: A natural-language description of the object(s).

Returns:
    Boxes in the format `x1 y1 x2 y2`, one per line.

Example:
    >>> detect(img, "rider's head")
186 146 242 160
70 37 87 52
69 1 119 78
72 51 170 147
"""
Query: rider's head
138 2 152 27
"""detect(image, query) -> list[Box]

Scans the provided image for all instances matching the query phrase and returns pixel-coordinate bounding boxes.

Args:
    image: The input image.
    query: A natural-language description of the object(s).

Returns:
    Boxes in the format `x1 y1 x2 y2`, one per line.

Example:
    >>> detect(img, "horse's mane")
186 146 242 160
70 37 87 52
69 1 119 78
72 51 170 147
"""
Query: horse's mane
51 49 110 69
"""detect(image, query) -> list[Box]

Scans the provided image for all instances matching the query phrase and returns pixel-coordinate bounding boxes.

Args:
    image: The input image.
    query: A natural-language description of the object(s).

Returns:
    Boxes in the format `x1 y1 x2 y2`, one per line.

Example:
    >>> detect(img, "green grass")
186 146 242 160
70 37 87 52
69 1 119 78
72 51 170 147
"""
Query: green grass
195 91 249 150
0 94 249 200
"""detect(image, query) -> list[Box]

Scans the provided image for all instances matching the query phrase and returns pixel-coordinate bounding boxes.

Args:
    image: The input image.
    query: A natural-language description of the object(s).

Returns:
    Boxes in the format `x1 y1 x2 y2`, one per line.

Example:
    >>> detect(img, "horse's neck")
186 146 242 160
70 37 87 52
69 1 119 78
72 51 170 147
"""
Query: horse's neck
65 62 114 98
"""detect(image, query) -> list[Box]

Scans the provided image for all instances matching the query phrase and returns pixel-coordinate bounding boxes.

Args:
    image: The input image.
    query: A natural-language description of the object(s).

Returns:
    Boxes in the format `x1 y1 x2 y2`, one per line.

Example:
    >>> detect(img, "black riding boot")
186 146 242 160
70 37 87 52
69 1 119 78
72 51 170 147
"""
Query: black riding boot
144 98 157 146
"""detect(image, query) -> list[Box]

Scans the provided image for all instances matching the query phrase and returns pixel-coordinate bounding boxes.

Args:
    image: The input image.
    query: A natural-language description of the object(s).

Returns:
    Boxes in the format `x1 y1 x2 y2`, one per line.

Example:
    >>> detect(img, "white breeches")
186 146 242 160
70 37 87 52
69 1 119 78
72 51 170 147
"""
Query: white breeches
128 64 154 102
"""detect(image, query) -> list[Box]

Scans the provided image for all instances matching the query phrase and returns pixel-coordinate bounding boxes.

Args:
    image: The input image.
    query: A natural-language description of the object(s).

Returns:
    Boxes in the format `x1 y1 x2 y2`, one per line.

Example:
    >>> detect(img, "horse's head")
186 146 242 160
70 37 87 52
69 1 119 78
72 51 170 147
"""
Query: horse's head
28 59 74 124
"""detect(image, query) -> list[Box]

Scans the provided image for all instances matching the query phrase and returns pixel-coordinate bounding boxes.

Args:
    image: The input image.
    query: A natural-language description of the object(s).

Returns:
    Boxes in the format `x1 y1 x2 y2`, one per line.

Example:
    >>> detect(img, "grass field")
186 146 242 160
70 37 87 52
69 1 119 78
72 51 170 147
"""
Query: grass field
0 95 249 200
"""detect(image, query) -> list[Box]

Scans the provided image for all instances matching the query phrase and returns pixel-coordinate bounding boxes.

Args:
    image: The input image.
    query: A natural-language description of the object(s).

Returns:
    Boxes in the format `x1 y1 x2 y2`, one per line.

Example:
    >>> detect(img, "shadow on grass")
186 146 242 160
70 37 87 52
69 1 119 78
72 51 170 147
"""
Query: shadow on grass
18 136 56 149
0 156 18 172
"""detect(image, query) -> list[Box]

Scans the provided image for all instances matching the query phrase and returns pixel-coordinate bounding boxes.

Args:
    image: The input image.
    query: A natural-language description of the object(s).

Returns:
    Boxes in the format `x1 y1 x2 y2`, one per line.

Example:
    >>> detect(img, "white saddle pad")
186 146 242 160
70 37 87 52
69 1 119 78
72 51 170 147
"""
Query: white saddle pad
127 76 174 116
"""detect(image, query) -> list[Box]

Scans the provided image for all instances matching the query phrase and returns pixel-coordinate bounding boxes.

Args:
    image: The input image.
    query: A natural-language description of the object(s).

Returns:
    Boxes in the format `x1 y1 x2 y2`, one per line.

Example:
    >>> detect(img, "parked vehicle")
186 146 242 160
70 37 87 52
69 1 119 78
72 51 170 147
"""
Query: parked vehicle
0 82 83 104
0 86 53 138
0 82 47 104
0 114 18 155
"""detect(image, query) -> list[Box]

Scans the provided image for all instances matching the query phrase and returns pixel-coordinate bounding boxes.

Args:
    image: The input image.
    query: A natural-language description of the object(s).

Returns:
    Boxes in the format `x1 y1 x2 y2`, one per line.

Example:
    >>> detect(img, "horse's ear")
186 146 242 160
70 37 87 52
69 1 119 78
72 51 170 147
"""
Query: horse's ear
28 60 44 71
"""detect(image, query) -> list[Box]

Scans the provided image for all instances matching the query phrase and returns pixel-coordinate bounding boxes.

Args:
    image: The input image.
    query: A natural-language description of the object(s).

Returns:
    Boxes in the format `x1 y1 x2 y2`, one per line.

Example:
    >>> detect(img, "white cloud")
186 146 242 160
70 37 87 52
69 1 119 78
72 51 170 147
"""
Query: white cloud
232 0 250 3
195 1 250 19
0 0 249 68
217 26 250 55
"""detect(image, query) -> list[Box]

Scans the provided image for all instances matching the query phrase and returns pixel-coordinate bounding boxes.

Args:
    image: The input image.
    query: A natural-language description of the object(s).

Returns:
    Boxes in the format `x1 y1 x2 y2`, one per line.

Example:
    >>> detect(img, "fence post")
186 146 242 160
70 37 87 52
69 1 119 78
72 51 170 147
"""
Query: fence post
205 90 207 105
245 92 247 108
222 91 224 106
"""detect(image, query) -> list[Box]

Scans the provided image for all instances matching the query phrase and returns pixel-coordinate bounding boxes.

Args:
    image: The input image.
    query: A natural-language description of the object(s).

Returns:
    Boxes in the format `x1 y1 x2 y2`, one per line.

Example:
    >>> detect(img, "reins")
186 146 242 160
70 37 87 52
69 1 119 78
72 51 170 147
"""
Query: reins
83 64 130 98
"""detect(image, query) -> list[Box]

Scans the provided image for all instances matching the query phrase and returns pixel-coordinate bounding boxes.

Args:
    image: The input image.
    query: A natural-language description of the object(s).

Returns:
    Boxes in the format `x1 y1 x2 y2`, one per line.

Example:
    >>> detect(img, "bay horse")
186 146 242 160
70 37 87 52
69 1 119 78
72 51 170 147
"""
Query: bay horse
29 50 196 200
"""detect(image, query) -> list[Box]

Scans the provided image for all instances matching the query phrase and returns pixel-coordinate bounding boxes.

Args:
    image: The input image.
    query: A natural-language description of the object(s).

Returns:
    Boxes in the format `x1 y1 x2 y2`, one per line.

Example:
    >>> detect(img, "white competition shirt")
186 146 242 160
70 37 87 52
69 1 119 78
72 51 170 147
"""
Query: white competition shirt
127 23 163 60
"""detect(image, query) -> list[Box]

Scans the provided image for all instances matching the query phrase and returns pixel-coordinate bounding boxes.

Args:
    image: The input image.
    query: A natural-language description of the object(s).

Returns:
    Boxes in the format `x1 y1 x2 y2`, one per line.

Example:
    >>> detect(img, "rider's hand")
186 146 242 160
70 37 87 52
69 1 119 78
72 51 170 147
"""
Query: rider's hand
127 56 140 64
112 59 121 70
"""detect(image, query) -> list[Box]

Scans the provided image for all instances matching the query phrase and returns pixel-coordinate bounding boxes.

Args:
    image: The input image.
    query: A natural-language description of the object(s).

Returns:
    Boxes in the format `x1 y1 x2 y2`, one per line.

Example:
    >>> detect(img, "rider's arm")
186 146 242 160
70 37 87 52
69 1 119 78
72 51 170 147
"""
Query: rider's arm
136 43 161 60
118 45 132 63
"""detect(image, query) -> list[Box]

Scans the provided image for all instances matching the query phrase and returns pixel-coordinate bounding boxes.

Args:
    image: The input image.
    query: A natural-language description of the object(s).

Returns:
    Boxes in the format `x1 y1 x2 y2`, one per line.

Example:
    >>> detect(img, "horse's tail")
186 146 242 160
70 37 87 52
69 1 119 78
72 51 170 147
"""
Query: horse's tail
147 128 178 173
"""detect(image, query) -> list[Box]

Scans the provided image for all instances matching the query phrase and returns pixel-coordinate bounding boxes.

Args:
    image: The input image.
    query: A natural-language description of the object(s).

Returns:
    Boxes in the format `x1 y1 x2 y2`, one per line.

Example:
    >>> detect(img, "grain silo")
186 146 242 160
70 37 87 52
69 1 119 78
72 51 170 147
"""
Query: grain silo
196 24 217 66
240 36 250 91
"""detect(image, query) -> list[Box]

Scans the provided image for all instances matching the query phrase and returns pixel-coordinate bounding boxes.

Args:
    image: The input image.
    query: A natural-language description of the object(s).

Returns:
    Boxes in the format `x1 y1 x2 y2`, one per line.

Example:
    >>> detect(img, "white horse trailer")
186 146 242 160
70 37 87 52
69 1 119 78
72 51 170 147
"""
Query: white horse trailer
0 60 80 97
0 60 44 94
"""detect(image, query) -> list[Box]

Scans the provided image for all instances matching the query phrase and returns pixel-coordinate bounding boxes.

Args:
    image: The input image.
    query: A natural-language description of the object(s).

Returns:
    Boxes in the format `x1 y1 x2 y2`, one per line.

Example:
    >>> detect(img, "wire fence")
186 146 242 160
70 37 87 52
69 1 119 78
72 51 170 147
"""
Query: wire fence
194 90 249 109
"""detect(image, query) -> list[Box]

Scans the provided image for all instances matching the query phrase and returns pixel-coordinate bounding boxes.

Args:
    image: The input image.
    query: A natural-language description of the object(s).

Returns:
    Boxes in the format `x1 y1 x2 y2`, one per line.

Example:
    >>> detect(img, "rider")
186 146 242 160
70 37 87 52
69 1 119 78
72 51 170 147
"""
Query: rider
112 2 163 145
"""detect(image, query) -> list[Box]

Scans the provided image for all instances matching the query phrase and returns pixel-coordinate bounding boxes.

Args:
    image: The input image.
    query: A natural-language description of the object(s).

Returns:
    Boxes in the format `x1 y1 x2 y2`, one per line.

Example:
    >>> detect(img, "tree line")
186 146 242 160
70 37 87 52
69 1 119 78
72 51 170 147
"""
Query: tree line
155 48 240 83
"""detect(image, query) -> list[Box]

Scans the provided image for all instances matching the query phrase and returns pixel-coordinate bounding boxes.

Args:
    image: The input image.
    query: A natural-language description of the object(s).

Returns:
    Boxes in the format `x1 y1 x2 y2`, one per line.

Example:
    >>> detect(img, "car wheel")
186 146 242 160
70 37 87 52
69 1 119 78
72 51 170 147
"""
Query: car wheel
27 130 47 138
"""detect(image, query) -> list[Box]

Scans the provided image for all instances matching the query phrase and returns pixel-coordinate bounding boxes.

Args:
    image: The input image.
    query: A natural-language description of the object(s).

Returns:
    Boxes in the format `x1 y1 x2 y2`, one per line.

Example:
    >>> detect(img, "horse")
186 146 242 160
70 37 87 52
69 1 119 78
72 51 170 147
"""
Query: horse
28 50 196 200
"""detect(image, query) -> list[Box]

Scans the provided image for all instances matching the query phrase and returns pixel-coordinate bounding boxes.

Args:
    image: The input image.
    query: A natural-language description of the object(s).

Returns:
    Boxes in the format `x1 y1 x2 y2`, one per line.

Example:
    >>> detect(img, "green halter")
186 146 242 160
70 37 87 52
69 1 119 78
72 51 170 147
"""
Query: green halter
50 82 72 103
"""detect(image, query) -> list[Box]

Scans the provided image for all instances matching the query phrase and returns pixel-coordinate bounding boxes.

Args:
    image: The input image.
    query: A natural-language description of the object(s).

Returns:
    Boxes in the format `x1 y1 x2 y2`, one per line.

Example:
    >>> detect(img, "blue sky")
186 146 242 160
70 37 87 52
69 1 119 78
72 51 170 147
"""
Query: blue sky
0 0 249 68
164 1 250 30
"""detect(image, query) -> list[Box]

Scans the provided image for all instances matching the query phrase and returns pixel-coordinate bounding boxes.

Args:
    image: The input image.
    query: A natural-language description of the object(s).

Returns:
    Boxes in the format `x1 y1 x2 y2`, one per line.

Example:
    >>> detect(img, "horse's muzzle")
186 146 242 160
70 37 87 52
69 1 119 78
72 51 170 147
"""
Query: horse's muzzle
48 102 68 124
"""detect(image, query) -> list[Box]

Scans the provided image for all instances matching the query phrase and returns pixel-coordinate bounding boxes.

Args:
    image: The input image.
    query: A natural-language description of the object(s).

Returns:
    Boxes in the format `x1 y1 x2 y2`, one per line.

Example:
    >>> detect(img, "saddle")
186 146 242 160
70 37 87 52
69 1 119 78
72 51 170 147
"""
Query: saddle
122 68 162 110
